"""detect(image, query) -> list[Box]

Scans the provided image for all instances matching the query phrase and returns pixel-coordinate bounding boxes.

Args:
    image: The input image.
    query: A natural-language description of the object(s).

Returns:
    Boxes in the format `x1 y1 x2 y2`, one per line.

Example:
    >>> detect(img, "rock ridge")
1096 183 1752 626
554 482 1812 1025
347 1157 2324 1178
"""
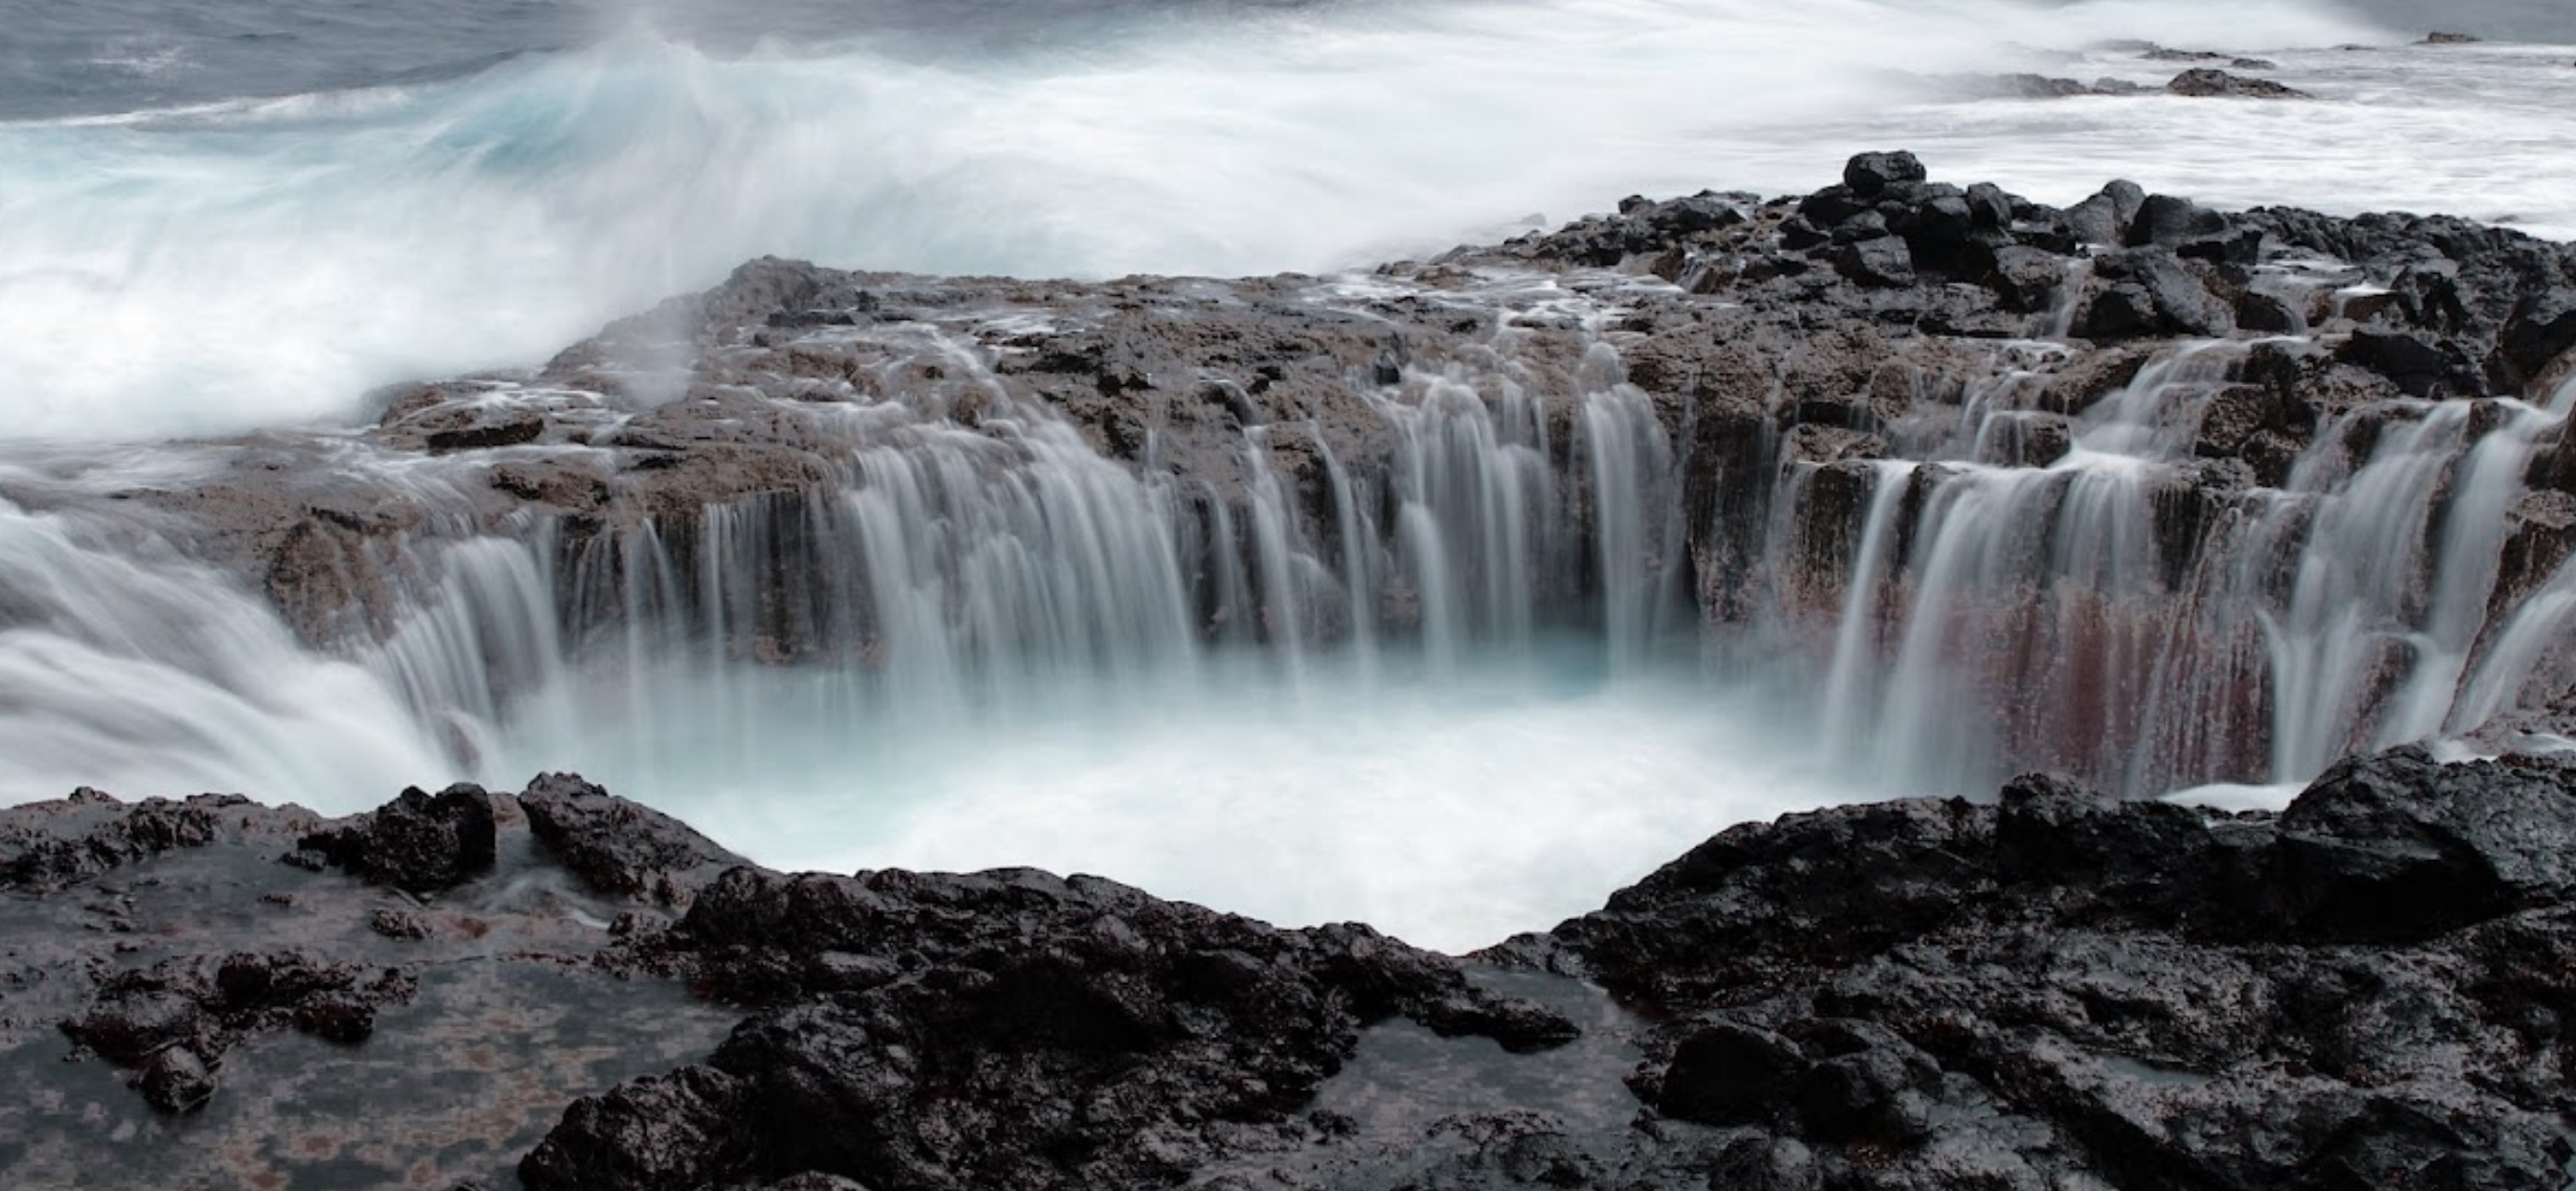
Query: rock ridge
6 749 2575 1187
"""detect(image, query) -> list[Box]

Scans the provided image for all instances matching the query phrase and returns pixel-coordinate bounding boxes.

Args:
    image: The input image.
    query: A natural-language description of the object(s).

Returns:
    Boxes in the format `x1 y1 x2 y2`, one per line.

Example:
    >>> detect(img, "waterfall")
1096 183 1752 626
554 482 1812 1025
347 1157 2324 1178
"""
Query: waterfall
3 272 2573 817
1784 336 2576 797
0 490 447 800
302 310 1690 803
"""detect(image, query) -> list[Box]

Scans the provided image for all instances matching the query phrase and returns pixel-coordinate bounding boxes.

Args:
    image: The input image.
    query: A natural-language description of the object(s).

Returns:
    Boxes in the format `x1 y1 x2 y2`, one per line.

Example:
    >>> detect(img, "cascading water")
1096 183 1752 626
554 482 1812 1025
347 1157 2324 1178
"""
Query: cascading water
6 0 2576 952
0 480 449 798
1777 330 2576 800
6 240 2576 947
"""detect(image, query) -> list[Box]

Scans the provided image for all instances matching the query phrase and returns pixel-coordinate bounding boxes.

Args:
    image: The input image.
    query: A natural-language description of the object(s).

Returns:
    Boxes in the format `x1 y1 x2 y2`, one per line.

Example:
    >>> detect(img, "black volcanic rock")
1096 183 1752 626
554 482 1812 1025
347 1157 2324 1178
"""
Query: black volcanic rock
518 772 746 905
296 783 498 895
527 855 1578 1191
1831 235 1917 288
1524 747 2576 1190
9 747 2576 1190
518 1066 757 1191
1841 150 1927 197
2167 68 2314 99
1 788 235 890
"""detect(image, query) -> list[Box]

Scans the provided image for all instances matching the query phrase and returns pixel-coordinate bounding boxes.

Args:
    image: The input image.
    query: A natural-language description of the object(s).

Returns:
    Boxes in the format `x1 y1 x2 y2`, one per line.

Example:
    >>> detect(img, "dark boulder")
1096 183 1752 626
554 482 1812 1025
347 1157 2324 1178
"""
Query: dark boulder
296 784 497 895
518 772 748 905
519 1066 757 1191
2167 69 2313 99
2500 286 2576 386
1655 1020 1809 1127
137 1045 219 1114
2064 179 2148 245
2080 248 2232 338
1834 236 1918 288
2263 747 2576 941
1842 151 1928 198
2339 326 2480 397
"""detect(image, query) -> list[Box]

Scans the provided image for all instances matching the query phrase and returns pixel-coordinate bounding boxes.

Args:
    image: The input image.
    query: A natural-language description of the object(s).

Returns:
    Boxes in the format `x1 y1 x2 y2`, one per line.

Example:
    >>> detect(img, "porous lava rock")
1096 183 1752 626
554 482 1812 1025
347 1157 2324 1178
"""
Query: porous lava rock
293 781 498 894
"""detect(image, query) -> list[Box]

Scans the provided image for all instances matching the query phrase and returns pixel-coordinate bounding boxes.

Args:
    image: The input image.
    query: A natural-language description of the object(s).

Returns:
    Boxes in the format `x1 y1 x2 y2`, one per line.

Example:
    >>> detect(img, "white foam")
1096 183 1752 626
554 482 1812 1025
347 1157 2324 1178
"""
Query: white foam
2161 781 2302 813
493 647 1853 954
0 0 2422 442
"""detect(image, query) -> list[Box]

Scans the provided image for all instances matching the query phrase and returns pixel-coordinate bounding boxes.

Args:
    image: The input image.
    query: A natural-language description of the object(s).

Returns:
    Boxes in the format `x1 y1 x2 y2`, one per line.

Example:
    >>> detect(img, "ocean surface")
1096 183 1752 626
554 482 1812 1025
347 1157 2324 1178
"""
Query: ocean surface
4 0 2575 950
5 0 2573 442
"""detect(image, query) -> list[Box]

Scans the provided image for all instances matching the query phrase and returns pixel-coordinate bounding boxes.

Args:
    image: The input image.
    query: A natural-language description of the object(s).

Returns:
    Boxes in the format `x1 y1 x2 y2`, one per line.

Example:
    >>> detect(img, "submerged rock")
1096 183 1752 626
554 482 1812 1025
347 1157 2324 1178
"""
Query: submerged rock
2167 68 2315 99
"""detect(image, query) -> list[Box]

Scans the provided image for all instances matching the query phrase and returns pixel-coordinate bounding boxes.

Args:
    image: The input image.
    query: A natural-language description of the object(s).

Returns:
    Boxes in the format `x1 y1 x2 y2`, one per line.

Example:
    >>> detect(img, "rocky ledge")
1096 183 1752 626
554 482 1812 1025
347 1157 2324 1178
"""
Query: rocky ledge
6 747 2575 1189
8 149 2572 795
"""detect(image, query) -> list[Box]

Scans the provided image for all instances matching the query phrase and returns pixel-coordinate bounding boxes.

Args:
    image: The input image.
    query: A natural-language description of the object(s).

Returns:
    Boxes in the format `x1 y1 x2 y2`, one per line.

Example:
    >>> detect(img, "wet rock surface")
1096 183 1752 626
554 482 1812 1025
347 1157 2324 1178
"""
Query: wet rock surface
0 781 733 1189
1490 746 2576 1191
38 150 2564 660
4 155 2576 1186
7 152 2565 798
10 750 2576 1188
294 782 498 894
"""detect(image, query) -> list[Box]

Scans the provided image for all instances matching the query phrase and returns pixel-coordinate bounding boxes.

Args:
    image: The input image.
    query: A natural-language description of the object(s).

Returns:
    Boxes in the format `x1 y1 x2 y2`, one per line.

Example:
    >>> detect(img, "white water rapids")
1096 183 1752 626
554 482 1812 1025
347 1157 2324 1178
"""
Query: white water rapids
4 0 2576 951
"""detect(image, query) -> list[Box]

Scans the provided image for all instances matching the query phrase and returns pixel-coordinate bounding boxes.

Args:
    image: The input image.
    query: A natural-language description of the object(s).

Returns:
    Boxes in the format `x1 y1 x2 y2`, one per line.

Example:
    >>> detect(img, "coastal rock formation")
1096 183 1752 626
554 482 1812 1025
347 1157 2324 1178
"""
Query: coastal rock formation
1514 747 2576 1188
7 751 2574 1188
9 152 2566 800
5 171 2576 1191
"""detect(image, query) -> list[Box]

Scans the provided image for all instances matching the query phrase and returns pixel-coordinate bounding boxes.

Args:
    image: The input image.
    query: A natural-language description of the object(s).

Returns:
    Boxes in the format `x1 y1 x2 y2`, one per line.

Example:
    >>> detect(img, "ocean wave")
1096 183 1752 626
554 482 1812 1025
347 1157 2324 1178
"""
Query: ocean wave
0 0 2520 442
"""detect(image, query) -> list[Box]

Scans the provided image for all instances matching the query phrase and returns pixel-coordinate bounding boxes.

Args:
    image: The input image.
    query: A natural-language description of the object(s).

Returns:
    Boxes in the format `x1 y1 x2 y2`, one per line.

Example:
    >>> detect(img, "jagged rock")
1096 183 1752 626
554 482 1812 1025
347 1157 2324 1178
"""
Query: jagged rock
1833 236 1918 288
2167 69 2314 99
2064 178 2148 245
296 784 497 895
1539 748 2576 1190
2501 286 2576 384
529 859 1575 1190
2265 746 2576 939
1 789 236 890
519 1066 757 1191
2086 246 2234 337
1842 150 1927 198
517 772 747 905
137 1045 218 1113
2339 325 2480 396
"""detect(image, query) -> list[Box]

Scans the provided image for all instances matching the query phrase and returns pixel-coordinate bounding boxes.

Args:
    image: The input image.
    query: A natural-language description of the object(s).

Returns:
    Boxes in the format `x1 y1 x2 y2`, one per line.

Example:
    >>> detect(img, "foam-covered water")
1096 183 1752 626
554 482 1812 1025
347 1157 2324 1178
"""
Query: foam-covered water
508 645 1841 953
10 0 2556 442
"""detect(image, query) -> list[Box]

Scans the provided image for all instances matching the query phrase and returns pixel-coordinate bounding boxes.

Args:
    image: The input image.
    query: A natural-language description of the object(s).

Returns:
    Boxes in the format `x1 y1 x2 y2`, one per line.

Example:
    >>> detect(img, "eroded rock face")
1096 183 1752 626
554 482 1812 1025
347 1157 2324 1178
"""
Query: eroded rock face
0 779 733 1188
8 152 2564 801
518 771 746 906
1510 747 2576 1191
293 782 498 895
10 751 2576 1190
520 864 1579 1191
